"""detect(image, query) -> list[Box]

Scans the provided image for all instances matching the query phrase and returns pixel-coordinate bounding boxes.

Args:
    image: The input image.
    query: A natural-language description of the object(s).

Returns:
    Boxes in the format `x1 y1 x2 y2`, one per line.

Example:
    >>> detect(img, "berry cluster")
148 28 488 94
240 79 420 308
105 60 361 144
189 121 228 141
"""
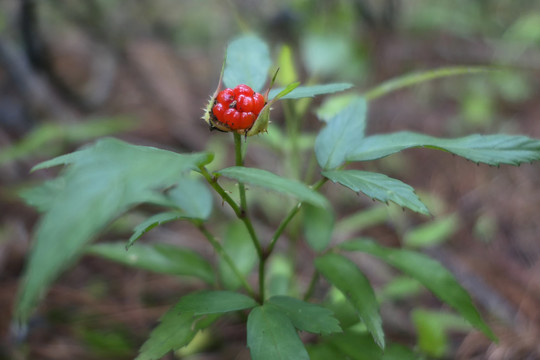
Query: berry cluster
212 84 265 131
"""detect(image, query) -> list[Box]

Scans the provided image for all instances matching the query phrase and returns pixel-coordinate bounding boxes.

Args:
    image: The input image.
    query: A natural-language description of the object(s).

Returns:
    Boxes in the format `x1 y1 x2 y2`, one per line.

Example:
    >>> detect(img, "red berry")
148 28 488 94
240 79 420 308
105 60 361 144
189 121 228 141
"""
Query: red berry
223 108 240 129
234 84 254 97
217 88 235 106
236 94 254 113
239 112 256 129
212 102 225 120
252 92 265 114
211 84 265 131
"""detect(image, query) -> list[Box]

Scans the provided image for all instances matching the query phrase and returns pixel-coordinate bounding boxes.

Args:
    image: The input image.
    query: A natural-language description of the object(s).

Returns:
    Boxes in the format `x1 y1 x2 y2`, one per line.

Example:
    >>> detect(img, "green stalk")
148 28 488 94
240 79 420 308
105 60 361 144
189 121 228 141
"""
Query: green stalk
234 133 248 211
233 133 264 301
267 177 328 253
196 223 256 298
198 166 241 217
260 177 329 301
266 203 302 255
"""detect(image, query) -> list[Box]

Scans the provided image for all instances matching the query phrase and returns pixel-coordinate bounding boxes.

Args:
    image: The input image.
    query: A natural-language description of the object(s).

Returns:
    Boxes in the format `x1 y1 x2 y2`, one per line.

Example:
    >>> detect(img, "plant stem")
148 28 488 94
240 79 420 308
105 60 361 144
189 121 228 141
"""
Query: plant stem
234 133 248 212
267 177 328 254
199 164 263 258
266 203 302 254
259 177 329 301
196 222 256 298
233 133 265 301
198 166 242 217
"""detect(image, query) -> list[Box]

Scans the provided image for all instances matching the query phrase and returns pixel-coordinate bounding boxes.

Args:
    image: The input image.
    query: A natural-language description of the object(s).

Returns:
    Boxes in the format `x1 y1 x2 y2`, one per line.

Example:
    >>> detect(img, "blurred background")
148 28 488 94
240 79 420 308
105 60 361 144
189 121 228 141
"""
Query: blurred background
1 0 540 359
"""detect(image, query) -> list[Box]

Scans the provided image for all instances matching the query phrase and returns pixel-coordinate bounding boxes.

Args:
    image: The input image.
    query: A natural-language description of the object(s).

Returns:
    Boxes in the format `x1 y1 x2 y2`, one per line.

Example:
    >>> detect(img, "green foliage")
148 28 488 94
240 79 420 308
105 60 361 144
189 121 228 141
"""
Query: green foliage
348 131 540 166
315 253 384 348
323 170 430 215
223 34 271 92
0 117 135 166
126 212 186 248
217 166 330 209
17 33 540 359
339 239 496 340
16 138 212 322
378 276 424 303
164 178 213 220
87 243 214 284
266 254 296 298
219 221 258 290
268 83 354 100
248 82 300 136
302 203 335 251
404 213 460 248
314 97 367 170
363 66 494 100
136 310 219 360
247 305 310 360
173 291 258 315
308 331 419 360
266 296 341 335
412 309 472 358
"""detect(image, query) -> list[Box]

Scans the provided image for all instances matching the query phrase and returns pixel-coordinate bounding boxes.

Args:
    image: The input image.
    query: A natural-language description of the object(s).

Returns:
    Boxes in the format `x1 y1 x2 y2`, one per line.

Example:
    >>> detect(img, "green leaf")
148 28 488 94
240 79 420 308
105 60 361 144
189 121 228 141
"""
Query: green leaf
382 343 418 360
307 343 345 360
347 131 540 166
174 291 257 315
324 331 383 360
315 97 367 170
270 82 301 101
136 308 219 360
16 138 213 322
404 213 460 248
268 83 354 100
362 66 494 101
378 276 423 302
303 204 334 251
165 178 213 220
315 253 384 348
276 45 298 85
267 296 342 335
0 116 134 166
19 177 66 212
315 94 363 123
247 305 310 360
223 34 271 93
311 332 418 360
339 239 496 340
247 82 300 136
127 212 186 248
323 170 430 215
87 243 214 284
219 221 258 290
335 206 389 236
412 309 472 358
217 166 330 209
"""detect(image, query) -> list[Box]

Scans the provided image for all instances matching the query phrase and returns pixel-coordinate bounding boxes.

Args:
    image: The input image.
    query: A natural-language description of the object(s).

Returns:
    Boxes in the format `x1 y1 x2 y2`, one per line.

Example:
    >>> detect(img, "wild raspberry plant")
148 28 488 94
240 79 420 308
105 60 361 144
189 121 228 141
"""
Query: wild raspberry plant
15 35 540 359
